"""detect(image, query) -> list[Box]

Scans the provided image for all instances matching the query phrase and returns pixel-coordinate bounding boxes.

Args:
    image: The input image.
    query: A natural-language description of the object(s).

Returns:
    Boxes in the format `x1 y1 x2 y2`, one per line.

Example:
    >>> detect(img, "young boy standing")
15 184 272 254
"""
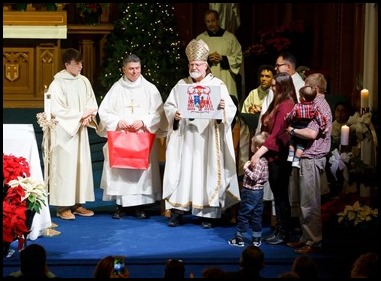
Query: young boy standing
228 131 269 247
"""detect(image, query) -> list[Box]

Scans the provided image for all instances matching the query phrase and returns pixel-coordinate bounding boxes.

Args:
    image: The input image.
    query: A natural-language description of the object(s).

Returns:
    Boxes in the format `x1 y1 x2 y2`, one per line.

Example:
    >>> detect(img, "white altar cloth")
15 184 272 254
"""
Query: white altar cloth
3 124 52 240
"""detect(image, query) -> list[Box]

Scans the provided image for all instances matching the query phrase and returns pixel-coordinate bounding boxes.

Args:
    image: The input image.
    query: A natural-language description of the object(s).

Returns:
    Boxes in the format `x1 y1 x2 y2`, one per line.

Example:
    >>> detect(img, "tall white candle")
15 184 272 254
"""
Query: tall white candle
44 87 51 121
360 89 369 108
340 125 349 145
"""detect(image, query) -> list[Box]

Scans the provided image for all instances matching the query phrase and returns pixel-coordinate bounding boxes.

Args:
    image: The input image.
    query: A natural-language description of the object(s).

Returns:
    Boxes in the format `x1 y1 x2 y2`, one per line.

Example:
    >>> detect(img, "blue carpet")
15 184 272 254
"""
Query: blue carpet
3 190 360 278
3 110 374 278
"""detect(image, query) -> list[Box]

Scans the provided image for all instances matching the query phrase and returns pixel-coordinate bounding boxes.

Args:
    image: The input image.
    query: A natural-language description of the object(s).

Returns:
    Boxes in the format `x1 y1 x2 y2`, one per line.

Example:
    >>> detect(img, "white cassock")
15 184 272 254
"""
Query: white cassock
196 31 242 99
98 75 165 206
48 70 98 206
163 73 240 219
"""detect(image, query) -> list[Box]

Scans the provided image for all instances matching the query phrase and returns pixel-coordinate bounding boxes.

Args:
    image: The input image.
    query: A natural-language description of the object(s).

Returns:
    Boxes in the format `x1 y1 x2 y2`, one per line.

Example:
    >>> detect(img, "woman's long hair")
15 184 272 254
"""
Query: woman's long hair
261 72 297 131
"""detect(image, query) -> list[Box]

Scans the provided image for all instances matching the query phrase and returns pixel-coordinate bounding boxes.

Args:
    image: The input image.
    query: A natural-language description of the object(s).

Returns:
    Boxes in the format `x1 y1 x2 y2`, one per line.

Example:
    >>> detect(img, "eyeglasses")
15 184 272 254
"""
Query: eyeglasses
275 63 288 68
188 63 206 68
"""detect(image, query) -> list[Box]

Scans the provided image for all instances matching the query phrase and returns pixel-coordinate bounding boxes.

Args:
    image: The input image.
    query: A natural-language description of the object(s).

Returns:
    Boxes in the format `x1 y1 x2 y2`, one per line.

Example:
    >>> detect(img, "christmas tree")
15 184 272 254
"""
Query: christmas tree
99 3 188 101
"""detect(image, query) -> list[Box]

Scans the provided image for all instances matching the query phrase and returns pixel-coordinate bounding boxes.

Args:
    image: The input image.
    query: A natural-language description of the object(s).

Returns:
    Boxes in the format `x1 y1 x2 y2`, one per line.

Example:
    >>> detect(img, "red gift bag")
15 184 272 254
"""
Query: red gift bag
107 131 155 169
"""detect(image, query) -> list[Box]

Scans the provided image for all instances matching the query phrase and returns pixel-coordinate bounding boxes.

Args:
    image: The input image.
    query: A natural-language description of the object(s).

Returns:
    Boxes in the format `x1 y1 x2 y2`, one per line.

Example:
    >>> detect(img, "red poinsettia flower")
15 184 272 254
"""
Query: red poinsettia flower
3 154 30 185
3 154 46 249
3 186 29 243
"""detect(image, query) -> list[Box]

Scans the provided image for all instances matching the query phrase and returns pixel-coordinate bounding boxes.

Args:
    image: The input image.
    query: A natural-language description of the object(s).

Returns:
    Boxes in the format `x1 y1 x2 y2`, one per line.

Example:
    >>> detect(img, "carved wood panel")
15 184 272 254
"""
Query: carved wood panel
3 48 35 98
3 46 59 108
36 45 60 99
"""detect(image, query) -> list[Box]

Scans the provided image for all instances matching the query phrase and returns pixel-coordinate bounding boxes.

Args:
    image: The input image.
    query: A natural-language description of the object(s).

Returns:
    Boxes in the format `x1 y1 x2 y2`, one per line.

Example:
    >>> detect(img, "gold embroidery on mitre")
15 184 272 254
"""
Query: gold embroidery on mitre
185 39 209 62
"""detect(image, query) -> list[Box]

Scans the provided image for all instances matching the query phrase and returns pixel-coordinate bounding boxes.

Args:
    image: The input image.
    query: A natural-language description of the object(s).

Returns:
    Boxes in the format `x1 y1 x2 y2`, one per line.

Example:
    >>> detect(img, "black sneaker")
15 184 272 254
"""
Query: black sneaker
262 229 279 242
266 233 287 245
251 237 261 247
228 237 244 247
112 210 125 219
168 213 183 227
134 208 149 219
201 221 213 229
112 205 126 219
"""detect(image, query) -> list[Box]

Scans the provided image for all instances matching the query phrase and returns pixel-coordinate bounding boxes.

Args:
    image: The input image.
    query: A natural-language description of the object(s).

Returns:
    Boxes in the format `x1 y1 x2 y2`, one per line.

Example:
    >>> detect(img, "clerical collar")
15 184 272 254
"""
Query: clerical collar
206 28 225 37
122 75 142 87
123 75 140 83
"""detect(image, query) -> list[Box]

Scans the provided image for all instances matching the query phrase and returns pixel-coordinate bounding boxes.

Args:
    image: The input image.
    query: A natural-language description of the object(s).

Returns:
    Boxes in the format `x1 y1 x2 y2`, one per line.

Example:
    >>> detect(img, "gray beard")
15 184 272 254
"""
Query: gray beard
189 71 202 79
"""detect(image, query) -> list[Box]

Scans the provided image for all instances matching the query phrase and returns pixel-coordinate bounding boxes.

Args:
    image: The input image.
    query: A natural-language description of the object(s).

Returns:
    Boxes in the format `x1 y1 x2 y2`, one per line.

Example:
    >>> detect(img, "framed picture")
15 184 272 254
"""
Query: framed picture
177 84 222 119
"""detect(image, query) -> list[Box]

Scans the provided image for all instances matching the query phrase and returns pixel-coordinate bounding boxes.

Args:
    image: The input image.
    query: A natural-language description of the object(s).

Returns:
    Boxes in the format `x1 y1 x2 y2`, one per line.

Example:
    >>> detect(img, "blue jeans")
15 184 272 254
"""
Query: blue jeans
235 188 264 239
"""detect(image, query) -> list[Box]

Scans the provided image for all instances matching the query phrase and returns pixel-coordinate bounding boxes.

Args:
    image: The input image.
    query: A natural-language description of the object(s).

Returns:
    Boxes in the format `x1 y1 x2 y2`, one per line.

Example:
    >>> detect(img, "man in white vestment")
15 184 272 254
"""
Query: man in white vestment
98 54 166 219
48 48 99 220
163 39 240 229
196 9 243 100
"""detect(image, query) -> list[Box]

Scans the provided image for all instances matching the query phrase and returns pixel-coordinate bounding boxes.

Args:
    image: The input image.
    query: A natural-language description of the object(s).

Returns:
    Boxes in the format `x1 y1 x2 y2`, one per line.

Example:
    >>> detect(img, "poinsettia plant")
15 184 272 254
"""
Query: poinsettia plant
337 200 378 227
3 154 30 186
3 154 48 245
76 3 103 16
243 20 305 58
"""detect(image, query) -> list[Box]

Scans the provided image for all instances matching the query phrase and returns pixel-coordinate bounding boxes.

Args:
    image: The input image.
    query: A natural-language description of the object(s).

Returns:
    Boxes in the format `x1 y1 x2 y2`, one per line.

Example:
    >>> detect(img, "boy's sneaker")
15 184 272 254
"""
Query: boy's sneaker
228 236 244 247
251 237 261 247
287 155 294 162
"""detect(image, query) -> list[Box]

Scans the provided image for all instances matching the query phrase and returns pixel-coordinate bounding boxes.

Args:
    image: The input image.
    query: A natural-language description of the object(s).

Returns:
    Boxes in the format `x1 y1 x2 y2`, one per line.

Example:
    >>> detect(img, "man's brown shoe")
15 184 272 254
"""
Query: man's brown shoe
294 245 320 254
287 241 305 249
73 206 94 217
56 210 75 220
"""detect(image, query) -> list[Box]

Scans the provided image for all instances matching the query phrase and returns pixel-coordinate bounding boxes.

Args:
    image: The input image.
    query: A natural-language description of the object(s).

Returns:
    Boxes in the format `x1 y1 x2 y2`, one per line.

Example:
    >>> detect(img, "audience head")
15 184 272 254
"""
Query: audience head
291 255 319 279
299 85 318 102
164 259 185 279
94 255 129 278
19 243 48 277
275 51 298 75
239 245 264 272
334 101 352 124
350 252 378 278
201 267 226 278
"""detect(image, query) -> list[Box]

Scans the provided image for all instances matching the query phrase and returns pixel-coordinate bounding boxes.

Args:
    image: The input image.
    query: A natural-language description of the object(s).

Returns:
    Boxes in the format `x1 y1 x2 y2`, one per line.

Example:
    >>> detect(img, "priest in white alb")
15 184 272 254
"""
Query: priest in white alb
97 54 166 219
